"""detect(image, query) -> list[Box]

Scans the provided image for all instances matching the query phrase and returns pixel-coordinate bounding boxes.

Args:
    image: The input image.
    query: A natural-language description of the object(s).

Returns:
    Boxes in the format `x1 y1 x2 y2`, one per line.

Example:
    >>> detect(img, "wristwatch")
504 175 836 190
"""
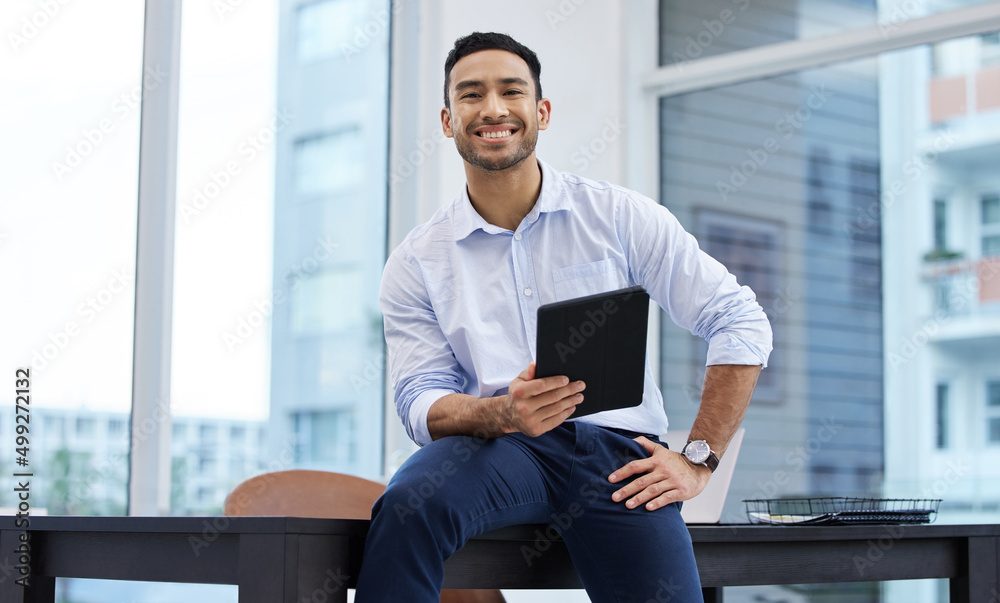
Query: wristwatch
681 440 719 473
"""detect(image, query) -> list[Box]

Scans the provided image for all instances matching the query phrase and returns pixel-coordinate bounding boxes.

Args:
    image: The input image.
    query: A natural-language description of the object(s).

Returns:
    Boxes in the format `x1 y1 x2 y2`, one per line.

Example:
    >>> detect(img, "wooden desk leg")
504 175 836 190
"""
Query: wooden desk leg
950 535 999 603
0 530 54 603
239 533 297 603
702 586 723 603
238 533 351 603
23 576 55 603
294 534 353 603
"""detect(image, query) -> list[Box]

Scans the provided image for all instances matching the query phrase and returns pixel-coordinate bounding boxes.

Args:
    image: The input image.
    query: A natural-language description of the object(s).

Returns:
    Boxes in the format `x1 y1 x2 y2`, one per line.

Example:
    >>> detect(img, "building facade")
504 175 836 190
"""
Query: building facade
267 0 391 479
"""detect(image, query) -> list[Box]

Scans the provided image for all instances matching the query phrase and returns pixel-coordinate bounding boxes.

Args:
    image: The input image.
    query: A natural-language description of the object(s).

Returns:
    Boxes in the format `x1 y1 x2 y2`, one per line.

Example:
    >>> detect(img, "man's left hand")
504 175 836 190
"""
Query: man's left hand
607 437 711 511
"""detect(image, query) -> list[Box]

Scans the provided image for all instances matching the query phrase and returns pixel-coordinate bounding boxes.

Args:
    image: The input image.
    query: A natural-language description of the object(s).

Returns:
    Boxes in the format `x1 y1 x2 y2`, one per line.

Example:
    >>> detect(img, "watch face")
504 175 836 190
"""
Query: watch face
684 440 711 464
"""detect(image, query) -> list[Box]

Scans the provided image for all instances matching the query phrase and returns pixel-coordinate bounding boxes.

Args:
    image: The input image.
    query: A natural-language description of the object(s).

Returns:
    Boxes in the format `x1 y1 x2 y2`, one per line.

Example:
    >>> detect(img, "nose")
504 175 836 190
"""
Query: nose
480 91 509 120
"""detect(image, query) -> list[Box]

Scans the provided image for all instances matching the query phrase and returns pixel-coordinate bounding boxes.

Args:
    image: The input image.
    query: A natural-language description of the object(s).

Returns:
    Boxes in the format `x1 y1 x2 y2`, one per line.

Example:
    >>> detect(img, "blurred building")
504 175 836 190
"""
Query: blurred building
0 407 266 516
883 33 1000 518
267 0 390 479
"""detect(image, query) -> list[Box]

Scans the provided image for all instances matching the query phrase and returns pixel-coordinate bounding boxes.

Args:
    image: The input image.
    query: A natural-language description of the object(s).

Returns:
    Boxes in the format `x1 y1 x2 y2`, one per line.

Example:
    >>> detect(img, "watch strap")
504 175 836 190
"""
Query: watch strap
704 450 720 473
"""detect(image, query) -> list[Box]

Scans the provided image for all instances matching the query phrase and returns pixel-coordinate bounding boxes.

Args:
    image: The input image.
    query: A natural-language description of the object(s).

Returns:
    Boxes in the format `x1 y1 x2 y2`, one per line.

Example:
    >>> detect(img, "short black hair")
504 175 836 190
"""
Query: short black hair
443 32 543 109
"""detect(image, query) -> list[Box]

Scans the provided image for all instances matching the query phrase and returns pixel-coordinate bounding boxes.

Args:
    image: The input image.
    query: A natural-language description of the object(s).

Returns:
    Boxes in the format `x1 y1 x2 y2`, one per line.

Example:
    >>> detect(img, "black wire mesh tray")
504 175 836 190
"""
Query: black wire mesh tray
744 497 941 525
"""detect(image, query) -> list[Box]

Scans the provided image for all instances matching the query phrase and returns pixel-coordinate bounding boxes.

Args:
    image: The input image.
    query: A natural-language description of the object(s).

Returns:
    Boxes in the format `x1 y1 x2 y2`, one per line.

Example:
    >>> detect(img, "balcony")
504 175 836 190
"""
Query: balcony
924 256 1000 349
930 66 1000 123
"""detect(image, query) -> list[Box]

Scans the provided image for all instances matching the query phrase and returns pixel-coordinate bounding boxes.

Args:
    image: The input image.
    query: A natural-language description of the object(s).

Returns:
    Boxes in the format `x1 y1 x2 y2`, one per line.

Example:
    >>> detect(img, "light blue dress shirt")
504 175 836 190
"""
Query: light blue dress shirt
380 159 773 446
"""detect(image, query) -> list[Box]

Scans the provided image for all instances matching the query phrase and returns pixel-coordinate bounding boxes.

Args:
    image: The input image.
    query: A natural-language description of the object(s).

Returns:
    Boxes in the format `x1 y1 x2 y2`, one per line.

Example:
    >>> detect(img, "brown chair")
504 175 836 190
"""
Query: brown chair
224 469 506 603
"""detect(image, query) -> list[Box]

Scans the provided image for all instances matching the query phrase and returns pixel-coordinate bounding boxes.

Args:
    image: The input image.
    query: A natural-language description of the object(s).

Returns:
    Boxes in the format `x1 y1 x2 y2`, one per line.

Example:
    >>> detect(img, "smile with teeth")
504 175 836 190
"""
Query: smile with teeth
477 129 515 138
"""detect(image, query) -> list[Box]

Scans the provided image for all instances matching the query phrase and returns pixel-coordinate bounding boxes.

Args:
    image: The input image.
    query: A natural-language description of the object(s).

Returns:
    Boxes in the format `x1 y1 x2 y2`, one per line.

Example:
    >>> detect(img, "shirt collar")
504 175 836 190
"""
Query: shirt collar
453 158 573 241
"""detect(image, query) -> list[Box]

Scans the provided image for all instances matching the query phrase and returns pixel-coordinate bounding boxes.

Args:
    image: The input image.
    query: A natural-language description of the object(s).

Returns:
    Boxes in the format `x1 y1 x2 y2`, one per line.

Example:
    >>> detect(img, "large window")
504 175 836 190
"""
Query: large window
658 51 884 510
656 2 1000 601
0 1 144 517
1 2 149 599
170 0 390 525
0 0 391 599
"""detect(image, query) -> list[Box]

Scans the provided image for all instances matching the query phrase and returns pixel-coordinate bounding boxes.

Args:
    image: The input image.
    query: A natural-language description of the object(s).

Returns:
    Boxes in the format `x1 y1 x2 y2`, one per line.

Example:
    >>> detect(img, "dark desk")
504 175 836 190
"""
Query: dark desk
2 516 998 602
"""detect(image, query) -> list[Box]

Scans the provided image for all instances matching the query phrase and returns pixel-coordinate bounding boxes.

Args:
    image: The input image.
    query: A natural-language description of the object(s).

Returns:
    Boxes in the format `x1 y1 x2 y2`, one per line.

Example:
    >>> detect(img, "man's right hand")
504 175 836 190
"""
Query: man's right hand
500 362 585 437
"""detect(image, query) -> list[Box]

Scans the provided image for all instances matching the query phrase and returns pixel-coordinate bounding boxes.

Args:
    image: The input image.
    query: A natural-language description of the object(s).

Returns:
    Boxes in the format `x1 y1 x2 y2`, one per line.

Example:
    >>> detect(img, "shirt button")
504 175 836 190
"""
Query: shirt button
514 233 522 241
524 288 532 296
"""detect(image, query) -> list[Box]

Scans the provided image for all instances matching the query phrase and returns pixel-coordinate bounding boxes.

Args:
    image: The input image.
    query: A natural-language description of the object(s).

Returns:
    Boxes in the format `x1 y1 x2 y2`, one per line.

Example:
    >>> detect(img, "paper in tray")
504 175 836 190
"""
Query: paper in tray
744 498 941 525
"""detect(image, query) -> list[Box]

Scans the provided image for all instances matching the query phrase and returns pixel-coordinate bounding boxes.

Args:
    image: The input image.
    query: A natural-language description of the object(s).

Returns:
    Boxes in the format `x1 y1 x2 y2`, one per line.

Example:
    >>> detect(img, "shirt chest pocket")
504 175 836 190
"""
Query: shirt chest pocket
551 258 624 301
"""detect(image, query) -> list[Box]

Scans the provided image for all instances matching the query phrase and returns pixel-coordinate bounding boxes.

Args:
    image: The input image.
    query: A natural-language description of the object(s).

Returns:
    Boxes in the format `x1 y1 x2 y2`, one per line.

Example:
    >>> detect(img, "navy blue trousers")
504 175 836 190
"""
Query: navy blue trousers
355 422 703 602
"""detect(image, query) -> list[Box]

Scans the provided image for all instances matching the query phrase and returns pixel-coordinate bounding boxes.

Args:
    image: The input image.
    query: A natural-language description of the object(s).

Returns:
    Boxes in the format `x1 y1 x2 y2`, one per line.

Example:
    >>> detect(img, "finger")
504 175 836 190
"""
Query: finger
620 478 677 510
608 457 654 484
610 470 656 503
517 375 576 399
536 401 578 433
521 395 579 437
511 374 564 400
526 362 536 380
535 390 583 419
537 380 585 408
633 436 660 455
639 491 678 512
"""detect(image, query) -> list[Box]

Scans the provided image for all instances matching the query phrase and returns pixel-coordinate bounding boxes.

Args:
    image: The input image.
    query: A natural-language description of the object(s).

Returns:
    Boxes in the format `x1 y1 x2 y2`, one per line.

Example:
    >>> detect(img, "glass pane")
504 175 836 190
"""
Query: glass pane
659 56 883 515
933 199 947 249
294 129 364 196
989 381 1000 406
0 1 144 516
270 0 390 480
57 578 237 602
984 195 1000 224
170 0 390 526
658 24 1000 603
659 0 998 68
659 0 877 66
984 234 1000 255
295 0 371 63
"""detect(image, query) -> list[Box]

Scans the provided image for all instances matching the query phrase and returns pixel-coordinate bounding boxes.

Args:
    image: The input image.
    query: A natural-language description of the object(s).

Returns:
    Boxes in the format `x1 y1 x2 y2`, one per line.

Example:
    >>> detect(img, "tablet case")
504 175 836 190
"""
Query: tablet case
535 285 649 417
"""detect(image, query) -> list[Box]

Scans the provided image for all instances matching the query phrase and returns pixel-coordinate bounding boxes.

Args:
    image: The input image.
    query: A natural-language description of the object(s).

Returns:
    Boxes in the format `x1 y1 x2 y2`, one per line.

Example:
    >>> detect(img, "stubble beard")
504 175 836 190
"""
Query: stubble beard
454 119 537 172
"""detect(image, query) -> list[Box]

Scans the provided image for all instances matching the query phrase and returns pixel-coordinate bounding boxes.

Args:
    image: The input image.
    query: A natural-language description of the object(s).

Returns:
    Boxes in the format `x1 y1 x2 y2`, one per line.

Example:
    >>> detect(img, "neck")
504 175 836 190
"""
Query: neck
464 154 542 231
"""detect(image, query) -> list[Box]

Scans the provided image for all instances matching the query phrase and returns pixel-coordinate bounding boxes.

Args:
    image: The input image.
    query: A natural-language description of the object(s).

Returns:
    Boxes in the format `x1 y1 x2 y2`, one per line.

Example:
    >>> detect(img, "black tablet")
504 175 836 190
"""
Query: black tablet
535 285 649 417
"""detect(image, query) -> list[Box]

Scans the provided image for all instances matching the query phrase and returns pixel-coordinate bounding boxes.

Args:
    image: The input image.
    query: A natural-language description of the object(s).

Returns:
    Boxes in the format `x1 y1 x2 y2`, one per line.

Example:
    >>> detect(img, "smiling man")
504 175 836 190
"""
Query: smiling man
354 32 772 602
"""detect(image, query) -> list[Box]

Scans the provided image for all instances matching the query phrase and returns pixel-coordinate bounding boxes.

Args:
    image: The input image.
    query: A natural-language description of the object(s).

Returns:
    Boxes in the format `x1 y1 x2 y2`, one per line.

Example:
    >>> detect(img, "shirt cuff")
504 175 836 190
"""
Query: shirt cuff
706 331 771 368
406 388 457 447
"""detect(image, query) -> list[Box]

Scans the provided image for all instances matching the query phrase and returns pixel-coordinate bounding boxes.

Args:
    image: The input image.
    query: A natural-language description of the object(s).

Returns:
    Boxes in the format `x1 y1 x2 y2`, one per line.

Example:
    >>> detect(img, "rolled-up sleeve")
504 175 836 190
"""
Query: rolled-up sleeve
617 191 773 367
380 247 463 446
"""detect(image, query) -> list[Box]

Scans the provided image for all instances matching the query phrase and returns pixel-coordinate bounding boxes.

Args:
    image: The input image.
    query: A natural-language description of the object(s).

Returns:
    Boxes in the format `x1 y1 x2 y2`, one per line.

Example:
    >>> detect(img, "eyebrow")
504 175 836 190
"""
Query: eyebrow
454 77 531 93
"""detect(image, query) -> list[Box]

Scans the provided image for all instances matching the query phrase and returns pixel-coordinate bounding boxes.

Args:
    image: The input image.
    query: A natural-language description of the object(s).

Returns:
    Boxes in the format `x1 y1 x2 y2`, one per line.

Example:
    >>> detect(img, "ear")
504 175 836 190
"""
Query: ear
536 98 552 131
441 106 454 138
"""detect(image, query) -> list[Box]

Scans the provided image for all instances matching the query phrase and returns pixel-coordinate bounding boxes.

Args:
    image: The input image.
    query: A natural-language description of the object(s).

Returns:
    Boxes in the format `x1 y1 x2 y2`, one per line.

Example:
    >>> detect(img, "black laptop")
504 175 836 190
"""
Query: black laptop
535 286 649 417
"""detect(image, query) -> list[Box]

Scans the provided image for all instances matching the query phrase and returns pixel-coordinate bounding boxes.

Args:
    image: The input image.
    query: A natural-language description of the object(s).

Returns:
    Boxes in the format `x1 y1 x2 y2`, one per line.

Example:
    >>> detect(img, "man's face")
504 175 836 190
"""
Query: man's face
441 49 550 172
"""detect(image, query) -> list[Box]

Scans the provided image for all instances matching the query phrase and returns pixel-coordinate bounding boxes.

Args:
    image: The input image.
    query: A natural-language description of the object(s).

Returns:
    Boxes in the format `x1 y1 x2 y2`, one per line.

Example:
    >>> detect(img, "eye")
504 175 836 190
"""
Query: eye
461 92 481 99
504 90 523 95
